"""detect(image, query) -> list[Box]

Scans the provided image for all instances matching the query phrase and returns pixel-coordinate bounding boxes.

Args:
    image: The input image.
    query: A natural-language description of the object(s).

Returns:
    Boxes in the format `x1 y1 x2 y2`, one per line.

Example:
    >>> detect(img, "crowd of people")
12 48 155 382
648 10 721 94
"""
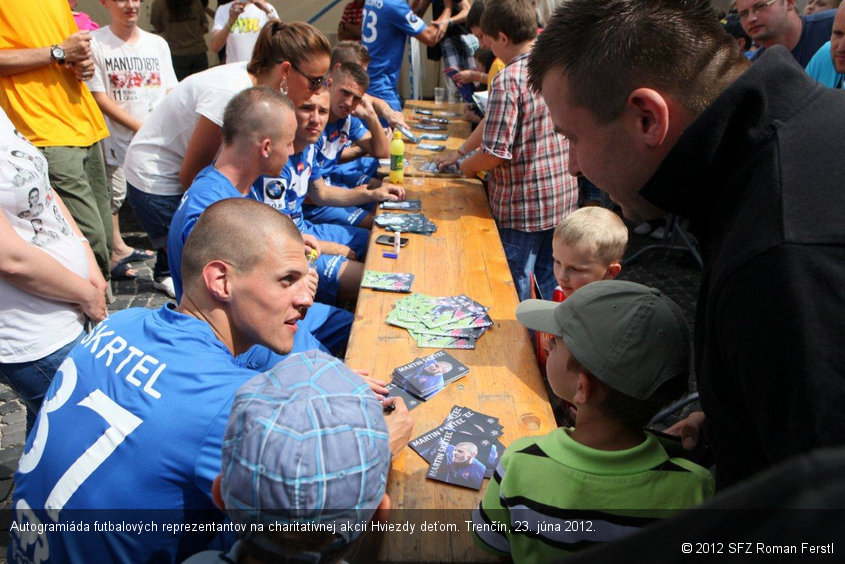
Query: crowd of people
2 0 845 562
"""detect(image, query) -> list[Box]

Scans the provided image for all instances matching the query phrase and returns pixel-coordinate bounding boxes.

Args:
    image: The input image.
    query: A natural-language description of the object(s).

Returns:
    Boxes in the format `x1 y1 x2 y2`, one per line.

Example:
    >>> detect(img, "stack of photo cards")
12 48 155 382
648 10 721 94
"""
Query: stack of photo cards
386 293 493 348
361 271 414 293
384 382 422 411
381 199 421 211
374 212 437 235
392 350 469 400
409 406 505 490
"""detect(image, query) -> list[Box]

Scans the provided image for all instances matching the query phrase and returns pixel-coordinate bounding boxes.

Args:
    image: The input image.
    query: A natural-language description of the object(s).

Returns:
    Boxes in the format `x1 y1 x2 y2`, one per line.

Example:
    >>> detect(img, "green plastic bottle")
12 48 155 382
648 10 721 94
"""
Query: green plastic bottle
389 130 405 184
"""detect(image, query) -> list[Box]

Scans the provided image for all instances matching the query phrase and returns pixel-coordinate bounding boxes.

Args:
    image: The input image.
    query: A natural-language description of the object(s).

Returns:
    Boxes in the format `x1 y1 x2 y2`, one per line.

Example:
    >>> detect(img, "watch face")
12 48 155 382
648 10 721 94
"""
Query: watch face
51 46 65 63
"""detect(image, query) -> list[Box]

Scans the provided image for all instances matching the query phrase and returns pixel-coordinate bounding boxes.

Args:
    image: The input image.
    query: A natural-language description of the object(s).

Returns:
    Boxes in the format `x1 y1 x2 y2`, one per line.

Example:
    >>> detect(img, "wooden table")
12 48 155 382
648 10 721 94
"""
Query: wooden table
378 101 471 178
345 175 557 562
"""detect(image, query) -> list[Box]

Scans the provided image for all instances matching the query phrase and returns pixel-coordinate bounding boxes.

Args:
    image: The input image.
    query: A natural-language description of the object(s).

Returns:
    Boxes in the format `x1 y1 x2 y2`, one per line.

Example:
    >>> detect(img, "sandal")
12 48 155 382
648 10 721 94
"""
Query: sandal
110 262 137 281
118 247 155 265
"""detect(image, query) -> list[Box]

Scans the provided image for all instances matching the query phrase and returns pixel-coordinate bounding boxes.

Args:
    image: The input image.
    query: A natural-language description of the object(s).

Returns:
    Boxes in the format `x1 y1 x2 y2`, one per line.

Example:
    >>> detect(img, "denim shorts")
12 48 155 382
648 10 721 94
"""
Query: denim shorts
126 183 183 249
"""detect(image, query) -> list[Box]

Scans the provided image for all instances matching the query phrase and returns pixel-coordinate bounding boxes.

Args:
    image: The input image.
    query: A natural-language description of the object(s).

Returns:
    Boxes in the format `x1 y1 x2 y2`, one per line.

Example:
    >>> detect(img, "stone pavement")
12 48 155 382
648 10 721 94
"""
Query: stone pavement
0 220 702 553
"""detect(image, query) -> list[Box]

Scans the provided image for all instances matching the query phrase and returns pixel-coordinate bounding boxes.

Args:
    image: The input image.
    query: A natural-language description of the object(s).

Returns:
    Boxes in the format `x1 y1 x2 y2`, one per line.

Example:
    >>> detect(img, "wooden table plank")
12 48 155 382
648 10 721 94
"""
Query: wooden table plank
379 100 471 179
346 176 557 562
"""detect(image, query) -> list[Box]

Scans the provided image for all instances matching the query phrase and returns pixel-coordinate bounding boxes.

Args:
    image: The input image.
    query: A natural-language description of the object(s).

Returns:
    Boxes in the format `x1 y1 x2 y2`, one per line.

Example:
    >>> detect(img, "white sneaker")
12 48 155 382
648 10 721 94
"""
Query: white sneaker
650 226 667 240
153 276 176 299
632 222 654 236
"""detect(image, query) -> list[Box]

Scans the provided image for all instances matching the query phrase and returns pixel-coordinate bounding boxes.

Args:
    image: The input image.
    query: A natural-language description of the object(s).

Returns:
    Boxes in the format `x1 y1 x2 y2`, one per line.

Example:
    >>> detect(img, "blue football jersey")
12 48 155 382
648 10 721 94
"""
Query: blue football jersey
168 165 254 301
362 0 426 110
317 116 368 179
253 143 321 231
9 306 258 564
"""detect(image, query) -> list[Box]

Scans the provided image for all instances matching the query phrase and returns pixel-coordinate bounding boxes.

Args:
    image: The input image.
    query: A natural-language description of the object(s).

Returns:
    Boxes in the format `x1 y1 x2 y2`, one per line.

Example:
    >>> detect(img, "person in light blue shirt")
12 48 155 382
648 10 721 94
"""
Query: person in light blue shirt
362 0 444 109
805 4 845 87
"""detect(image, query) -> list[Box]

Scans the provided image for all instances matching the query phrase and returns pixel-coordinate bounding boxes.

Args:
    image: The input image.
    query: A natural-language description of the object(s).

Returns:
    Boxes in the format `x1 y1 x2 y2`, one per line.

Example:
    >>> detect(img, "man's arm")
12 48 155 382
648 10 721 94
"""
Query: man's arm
0 31 92 76
459 81 514 177
0 195 106 322
459 150 504 178
437 117 485 169
367 93 407 128
179 116 223 190
414 24 446 47
90 92 143 133
209 2 245 54
352 96 390 159
308 177 404 207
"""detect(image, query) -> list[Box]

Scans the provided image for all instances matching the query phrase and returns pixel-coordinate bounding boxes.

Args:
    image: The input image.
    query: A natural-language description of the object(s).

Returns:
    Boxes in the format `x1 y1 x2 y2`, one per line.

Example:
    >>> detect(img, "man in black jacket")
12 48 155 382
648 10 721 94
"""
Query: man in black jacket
528 0 845 490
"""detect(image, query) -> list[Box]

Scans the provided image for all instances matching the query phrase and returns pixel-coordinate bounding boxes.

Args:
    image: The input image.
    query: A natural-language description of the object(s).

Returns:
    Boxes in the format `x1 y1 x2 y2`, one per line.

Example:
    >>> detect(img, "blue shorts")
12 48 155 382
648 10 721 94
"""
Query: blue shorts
303 203 370 227
327 157 379 188
126 184 182 249
300 302 353 355
312 254 345 305
304 220 369 258
303 220 368 304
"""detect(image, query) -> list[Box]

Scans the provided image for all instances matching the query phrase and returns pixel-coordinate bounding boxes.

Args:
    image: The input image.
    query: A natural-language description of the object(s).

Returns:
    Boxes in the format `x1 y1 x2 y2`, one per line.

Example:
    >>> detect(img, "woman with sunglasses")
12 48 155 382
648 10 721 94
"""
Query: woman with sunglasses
122 20 330 298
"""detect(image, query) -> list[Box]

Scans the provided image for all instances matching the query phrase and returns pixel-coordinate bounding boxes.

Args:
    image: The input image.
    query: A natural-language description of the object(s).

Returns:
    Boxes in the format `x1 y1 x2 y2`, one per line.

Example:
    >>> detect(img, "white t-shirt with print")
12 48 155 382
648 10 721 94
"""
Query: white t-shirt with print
212 2 278 64
0 110 87 363
123 62 253 196
86 27 178 167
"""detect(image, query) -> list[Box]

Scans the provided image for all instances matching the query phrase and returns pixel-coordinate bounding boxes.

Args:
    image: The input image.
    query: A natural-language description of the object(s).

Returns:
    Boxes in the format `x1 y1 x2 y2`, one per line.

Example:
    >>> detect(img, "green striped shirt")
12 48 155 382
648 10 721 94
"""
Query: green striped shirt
471 428 714 560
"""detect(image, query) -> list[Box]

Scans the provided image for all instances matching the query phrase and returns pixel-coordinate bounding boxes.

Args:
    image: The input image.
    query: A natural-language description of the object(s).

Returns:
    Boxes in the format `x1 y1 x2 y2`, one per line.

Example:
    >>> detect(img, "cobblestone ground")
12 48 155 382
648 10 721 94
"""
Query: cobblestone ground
0 219 702 557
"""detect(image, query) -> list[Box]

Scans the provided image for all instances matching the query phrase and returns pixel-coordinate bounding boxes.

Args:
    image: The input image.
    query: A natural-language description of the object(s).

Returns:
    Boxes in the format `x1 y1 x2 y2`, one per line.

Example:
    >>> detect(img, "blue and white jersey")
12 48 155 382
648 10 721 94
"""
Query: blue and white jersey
8 306 258 564
253 142 322 230
318 116 368 180
361 0 426 110
168 164 256 301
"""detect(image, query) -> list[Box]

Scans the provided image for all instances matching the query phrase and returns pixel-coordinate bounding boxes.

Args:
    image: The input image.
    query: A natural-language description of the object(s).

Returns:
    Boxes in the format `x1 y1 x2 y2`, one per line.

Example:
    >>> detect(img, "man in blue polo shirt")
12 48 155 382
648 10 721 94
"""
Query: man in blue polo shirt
362 0 445 109
806 2 845 87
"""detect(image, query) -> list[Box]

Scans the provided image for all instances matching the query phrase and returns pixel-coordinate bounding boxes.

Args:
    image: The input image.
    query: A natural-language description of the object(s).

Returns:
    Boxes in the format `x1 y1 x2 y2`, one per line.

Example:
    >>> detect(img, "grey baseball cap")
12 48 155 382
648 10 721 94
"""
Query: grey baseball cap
516 280 690 400
221 350 391 544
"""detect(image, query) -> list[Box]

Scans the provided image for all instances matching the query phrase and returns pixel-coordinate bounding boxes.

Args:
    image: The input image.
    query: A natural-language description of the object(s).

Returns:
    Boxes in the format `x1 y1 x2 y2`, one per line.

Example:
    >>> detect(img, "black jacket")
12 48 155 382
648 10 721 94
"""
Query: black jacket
641 46 845 489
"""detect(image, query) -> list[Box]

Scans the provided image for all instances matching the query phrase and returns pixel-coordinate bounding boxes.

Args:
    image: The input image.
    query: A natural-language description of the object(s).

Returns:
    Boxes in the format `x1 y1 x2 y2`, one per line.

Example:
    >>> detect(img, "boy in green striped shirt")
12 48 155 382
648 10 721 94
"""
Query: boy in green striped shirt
471 281 714 560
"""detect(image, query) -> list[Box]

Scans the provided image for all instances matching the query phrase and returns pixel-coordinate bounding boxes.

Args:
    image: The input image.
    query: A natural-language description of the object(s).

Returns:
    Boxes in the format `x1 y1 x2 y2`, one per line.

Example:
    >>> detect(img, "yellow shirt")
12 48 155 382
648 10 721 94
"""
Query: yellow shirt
487 58 506 91
0 0 107 147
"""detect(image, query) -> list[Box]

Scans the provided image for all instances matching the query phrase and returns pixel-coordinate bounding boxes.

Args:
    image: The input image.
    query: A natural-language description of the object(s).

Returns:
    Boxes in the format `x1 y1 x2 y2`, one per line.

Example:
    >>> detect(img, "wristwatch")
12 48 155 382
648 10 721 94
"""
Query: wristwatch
50 45 66 65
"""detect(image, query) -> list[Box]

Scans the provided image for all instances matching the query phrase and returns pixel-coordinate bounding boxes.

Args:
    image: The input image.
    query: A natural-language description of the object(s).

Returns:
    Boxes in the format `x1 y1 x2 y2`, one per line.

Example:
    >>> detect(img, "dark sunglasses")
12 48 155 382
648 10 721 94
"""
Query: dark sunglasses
290 61 327 92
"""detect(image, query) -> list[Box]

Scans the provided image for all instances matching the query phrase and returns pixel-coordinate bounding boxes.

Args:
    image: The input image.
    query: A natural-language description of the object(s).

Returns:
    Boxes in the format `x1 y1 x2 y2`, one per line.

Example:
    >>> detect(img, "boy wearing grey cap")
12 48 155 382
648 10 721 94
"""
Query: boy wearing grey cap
471 280 714 561
184 350 392 563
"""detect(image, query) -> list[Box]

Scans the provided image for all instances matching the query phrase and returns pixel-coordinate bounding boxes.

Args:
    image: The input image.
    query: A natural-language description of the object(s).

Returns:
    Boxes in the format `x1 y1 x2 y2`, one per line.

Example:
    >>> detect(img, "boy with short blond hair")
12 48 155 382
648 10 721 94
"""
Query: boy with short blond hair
552 206 627 298
472 281 714 561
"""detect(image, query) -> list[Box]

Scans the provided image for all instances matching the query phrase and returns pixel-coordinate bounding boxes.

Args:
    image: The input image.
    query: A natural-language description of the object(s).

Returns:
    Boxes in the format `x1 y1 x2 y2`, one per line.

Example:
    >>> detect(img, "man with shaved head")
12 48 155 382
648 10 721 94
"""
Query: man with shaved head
529 0 845 490
9 198 314 562
167 86 353 357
